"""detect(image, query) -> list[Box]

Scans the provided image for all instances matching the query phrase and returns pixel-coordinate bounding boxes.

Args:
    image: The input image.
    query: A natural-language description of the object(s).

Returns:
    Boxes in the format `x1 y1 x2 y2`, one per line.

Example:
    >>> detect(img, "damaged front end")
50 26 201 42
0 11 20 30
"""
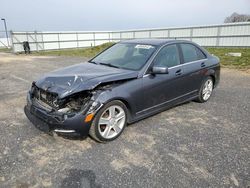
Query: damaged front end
24 61 139 136
31 83 95 115
24 82 104 136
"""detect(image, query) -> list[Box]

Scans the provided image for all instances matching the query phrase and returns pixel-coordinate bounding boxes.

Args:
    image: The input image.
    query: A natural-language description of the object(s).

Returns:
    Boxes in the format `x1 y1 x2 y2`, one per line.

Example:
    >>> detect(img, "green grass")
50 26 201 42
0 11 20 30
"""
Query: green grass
34 43 249 69
35 42 115 58
0 48 11 53
206 47 250 69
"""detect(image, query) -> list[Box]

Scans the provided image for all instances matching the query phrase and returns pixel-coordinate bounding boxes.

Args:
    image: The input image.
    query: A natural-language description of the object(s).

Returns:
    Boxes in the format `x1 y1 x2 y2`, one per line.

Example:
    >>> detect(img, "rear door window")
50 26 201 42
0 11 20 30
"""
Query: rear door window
180 43 206 63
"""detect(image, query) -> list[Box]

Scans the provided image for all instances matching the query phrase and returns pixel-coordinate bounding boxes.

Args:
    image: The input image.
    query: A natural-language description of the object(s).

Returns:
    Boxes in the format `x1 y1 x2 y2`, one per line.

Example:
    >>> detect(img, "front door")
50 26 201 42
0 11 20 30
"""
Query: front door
139 44 188 115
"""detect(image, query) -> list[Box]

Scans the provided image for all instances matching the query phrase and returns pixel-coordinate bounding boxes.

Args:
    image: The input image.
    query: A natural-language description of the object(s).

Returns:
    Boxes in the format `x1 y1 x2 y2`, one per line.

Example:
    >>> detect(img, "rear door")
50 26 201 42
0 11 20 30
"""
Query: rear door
178 43 208 93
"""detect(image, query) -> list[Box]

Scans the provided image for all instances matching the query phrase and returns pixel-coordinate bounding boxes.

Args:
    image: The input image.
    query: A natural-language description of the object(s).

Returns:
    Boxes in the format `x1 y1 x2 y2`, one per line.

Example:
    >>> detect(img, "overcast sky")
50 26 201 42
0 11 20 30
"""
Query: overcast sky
1 0 250 31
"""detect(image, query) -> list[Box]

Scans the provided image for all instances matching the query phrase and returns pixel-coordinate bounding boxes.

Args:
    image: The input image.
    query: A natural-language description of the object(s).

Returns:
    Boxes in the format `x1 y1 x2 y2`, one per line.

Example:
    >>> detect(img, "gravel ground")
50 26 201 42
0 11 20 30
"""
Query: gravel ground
0 52 249 188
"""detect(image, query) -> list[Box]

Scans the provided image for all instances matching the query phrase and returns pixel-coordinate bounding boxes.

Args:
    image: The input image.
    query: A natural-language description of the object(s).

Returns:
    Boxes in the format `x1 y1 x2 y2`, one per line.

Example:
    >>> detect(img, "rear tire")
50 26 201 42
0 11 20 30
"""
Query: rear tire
89 100 127 142
196 76 214 103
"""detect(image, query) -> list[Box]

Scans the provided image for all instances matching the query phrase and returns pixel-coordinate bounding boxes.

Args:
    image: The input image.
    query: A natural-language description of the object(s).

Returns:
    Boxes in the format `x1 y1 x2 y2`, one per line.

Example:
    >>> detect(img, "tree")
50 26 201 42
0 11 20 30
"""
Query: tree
224 12 250 23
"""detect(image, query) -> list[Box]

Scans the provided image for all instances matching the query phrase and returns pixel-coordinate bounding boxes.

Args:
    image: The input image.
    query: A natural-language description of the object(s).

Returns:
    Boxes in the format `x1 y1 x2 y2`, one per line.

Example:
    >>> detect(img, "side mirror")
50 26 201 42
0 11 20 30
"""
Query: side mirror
152 66 169 74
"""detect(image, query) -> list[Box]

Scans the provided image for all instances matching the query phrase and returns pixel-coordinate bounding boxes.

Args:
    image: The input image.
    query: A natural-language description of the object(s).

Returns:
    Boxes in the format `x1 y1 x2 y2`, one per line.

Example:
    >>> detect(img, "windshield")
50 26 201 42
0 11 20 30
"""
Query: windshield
90 43 156 70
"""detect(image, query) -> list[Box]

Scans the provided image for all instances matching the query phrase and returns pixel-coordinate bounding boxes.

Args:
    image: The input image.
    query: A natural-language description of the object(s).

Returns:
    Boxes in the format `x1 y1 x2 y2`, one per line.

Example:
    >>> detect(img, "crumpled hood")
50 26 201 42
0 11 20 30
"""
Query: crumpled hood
35 62 138 99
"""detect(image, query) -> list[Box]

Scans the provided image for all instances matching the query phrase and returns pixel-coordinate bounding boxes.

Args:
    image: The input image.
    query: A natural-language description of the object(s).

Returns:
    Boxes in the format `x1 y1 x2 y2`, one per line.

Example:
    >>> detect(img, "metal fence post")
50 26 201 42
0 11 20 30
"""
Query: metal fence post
26 32 29 52
216 27 221 47
57 33 60 49
41 32 45 50
10 30 15 53
76 32 79 48
34 31 39 52
93 32 96 46
190 28 193 42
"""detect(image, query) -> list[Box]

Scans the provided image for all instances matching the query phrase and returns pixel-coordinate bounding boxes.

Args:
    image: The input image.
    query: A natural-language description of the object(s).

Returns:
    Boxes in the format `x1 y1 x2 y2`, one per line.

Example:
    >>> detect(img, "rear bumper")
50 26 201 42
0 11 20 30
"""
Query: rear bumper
24 93 92 137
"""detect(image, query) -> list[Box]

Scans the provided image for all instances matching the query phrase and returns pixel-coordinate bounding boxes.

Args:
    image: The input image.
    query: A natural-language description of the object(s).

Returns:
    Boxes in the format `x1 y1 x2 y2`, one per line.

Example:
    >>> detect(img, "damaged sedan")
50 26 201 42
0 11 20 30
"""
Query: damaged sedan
24 39 220 142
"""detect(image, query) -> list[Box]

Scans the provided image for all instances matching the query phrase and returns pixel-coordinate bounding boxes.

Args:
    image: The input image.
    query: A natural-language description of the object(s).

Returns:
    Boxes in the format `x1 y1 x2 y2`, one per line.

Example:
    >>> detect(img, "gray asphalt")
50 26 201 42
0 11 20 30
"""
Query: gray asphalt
0 53 249 188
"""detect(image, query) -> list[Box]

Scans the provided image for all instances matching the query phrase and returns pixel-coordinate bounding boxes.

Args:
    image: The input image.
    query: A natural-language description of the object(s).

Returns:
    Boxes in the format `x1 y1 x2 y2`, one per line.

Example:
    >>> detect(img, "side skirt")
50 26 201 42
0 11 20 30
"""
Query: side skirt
128 95 198 124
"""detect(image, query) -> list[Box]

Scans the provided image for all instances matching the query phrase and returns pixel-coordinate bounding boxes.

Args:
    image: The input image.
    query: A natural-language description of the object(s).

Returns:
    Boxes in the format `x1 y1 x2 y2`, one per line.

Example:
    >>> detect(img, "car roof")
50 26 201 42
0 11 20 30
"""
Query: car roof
120 39 189 46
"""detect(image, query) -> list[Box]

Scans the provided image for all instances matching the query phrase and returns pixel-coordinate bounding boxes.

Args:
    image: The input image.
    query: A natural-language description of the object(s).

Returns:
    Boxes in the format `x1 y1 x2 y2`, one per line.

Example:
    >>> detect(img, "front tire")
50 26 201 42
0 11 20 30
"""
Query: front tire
196 76 214 103
89 100 127 142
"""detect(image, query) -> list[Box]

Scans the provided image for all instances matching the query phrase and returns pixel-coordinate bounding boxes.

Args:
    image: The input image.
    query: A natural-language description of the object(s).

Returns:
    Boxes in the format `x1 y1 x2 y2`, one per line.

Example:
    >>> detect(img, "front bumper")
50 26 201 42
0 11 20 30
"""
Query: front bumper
24 92 92 137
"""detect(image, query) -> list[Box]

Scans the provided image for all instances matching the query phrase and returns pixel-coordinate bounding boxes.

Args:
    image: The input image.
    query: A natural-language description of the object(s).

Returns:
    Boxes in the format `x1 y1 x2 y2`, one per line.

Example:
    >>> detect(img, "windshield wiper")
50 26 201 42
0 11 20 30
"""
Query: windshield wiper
99 62 120 69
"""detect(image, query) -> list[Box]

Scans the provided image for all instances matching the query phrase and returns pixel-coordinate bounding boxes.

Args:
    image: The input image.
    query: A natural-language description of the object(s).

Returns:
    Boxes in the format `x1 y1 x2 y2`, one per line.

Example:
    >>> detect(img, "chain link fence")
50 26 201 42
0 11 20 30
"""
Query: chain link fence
9 22 250 53
0 31 10 49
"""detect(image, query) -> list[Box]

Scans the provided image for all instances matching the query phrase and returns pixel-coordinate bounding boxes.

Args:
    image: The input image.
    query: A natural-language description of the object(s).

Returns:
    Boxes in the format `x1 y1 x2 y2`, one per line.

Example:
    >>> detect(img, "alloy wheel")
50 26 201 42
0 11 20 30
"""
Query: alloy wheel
202 79 213 101
98 105 126 139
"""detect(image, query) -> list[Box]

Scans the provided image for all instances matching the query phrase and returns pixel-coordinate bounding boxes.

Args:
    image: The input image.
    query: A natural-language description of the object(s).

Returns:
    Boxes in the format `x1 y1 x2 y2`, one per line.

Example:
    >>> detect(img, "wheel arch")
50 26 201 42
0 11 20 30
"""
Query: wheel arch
204 69 216 87
103 97 133 123
210 74 216 87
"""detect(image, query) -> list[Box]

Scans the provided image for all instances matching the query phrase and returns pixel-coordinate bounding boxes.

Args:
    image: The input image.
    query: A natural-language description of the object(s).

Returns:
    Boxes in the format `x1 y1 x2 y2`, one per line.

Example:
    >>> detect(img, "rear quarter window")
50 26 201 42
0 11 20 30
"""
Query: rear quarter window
180 43 206 63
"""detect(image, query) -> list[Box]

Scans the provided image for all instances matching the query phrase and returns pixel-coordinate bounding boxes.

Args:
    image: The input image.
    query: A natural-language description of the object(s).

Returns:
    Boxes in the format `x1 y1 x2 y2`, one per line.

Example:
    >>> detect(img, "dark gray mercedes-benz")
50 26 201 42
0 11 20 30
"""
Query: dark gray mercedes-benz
24 39 220 142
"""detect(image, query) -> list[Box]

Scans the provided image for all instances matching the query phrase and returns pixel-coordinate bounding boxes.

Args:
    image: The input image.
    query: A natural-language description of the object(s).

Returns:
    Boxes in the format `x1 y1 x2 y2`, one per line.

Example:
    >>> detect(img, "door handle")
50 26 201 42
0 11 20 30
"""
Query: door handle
201 62 206 67
175 69 182 76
